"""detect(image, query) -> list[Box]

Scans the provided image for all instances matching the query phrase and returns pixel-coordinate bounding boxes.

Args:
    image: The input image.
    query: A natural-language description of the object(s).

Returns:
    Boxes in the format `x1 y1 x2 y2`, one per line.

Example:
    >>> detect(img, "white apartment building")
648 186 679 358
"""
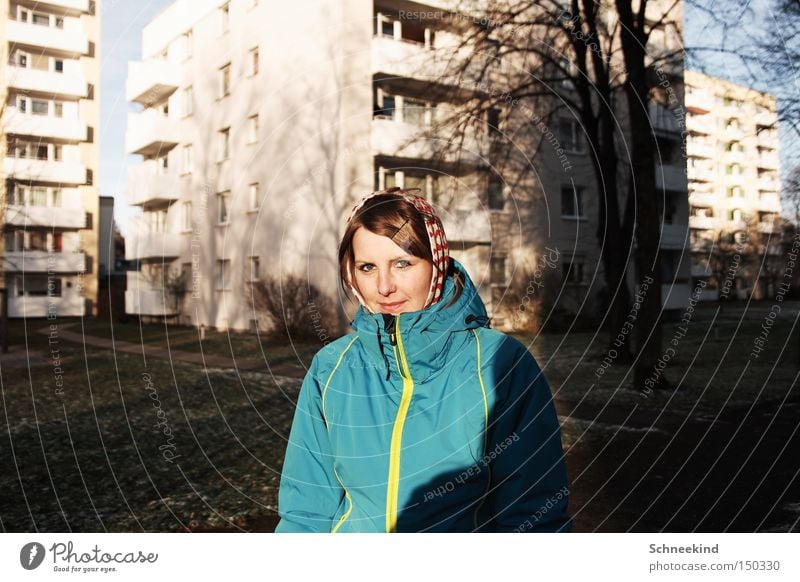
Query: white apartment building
685 70 782 300
1 0 100 318
124 0 690 332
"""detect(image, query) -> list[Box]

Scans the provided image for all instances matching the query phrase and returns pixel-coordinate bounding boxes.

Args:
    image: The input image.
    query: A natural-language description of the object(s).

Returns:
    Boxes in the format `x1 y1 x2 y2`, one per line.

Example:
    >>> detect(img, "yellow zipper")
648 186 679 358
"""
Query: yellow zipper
385 316 414 533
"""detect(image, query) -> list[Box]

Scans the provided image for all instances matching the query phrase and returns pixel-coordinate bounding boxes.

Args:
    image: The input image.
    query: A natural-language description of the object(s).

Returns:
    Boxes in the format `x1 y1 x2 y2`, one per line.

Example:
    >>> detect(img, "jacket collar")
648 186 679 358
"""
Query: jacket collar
350 259 489 383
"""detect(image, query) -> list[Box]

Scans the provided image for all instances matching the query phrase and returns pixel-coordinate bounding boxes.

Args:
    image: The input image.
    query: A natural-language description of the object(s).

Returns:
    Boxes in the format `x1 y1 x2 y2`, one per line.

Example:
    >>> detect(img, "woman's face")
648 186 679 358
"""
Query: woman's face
351 227 433 314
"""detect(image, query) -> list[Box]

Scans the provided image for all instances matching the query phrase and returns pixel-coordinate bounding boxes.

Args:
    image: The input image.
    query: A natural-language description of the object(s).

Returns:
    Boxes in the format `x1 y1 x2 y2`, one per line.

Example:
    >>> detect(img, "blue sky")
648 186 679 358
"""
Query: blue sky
99 0 173 235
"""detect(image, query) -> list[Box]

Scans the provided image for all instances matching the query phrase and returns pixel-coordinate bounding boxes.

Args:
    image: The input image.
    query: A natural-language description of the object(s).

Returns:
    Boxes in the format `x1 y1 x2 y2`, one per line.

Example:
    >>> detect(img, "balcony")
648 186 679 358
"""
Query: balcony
756 153 780 170
662 283 691 310
5 65 88 98
3 157 86 185
6 20 89 57
4 108 87 142
689 191 717 207
758 194 782 212
686 140 715 158
440 207 491 244
371 118 484 165
4 205 85 229
691 238 714 253
686 114 714 135
8 294 85 318
758 222 780 235
4 251 86 272
125 225 183 261
757 176 779 191
689 215 718 230
127 161 182 207
655 164 687 192
125 272 179 317
126 110 181 156
725 219 748 231
688 166 716 183
372 36 486 83
127 60 182 105
686 91 714 113
660 223 688 250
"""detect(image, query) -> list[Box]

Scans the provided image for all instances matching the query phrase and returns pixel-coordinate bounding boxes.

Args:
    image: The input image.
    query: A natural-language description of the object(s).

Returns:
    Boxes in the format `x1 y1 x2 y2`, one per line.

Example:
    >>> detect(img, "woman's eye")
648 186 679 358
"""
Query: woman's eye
395 260 411 269
358 264 374 273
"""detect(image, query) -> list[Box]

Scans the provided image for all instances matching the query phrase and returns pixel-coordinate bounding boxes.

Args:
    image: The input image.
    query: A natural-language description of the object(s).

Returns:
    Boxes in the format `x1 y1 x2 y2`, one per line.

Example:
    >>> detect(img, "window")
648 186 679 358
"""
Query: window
375 92 395 119
182 144 193 174
216 259 231 290
559 119 582 152
32 13 49 26
51 188 62 207
19 8 29 22
487 108 501 133
53 145 62 161
54 59 63 73
562 261 585 284
18 97 27 113
55 17 64 29
561 185 585 218
403 98 427 126
183 86 193 116
249 47 259 76
249 256 260 282
32 100 48 115
182 201 193 231
488 175 504 210
24 275 61 297
491 256 507 285
219 128 230 160
157 155 168 174
249 183 260 210
247 114 259 143
35 145 48 160
220 3 230 34
381 18 395 38
217 191 230 223
54 102 63 117
219 63 231 98
31 187 47 206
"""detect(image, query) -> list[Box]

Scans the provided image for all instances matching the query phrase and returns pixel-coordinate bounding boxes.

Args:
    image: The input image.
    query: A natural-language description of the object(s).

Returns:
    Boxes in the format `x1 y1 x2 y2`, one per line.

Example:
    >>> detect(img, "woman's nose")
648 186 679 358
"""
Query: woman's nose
377 270 396 296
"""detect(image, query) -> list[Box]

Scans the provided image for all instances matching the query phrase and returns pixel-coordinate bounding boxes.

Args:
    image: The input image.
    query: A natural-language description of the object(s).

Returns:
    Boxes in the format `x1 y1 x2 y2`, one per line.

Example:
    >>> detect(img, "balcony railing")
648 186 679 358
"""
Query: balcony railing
4 251 86 272
125 272 179 316
126 110 181 156
5 65 88 98
4 108 87 142
127 60 182 105
4 205 86 229
6 19 89 56
127 161 182 207
3 157 87 185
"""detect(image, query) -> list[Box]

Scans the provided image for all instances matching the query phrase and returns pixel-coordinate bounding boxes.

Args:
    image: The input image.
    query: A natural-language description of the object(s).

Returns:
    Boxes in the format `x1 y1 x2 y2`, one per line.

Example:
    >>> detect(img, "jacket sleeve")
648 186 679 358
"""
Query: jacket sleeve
275 355 344 532
485 341 571 532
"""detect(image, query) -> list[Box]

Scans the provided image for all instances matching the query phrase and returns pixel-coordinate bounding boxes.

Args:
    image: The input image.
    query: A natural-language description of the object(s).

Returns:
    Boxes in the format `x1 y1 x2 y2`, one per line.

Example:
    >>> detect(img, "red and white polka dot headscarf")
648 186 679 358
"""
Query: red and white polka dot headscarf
345 187 450 314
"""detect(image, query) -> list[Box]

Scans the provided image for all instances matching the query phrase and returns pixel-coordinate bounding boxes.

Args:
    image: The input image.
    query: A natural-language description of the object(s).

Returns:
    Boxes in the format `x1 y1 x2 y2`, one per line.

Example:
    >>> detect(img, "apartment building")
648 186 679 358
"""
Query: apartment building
1 0 100 318
124 0 689 332
685 70 782 300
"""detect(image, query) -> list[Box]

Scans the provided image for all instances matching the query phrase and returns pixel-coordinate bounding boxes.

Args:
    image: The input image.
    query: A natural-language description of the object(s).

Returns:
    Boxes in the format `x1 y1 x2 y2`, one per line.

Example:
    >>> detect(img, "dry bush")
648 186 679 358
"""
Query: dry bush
250 274 337 341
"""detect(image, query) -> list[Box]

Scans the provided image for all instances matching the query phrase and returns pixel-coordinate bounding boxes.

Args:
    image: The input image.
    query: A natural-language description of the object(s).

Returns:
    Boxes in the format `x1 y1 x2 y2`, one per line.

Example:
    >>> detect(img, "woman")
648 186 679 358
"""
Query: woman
275 188 570 532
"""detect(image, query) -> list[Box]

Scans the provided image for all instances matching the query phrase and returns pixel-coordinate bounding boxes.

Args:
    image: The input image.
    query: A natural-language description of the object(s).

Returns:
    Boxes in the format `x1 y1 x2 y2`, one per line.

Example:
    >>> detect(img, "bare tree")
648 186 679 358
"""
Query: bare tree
422 0 683 388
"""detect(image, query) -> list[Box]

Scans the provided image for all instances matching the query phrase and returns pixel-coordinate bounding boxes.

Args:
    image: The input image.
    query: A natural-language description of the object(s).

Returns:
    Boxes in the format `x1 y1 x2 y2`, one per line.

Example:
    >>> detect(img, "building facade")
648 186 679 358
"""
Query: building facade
124 0 690 332
2 0 100 318
685 70 782 301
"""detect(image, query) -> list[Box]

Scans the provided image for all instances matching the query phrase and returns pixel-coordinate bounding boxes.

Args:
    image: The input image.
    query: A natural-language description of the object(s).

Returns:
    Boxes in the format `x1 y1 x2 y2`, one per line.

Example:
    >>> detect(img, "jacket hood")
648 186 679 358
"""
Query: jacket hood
350 258 489 383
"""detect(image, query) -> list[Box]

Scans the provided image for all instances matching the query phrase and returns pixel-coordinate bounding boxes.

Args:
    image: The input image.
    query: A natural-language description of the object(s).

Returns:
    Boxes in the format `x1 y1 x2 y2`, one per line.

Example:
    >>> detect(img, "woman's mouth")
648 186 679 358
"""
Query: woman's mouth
379 300 407 311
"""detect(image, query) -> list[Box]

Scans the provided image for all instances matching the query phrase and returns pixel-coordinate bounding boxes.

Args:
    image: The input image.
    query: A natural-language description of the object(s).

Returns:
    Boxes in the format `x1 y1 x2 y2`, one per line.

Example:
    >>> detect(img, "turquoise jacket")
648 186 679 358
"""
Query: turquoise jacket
275 260 570 532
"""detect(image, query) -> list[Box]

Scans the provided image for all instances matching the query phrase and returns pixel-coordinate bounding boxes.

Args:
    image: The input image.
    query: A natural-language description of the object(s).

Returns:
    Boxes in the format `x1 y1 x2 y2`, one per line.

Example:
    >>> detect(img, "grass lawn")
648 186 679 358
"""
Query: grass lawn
1 301 797 532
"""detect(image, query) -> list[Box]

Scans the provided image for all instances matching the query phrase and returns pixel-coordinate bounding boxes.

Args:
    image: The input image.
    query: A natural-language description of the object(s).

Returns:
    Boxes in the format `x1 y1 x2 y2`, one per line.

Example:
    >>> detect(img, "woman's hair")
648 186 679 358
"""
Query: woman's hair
338 193 463 308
